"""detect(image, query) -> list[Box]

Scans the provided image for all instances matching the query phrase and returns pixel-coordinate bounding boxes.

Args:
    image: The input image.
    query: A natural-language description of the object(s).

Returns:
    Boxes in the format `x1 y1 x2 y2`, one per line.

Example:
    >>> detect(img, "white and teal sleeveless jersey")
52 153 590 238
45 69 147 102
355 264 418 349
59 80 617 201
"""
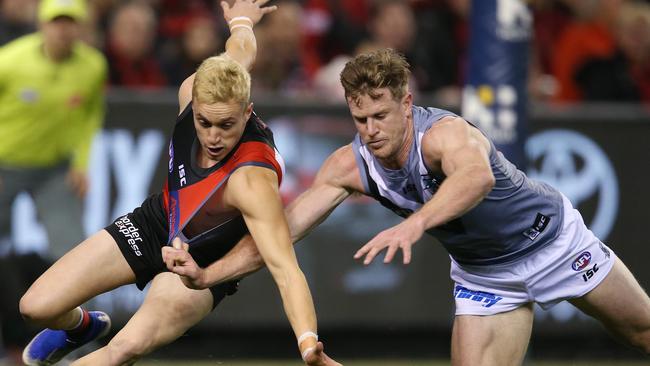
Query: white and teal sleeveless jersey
351 105 564 265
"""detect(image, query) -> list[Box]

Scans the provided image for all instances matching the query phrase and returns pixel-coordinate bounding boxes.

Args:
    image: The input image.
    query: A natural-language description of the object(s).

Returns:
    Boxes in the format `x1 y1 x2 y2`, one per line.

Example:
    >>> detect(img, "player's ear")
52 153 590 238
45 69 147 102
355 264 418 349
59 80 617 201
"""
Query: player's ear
244 102 253 120
402 92 413 116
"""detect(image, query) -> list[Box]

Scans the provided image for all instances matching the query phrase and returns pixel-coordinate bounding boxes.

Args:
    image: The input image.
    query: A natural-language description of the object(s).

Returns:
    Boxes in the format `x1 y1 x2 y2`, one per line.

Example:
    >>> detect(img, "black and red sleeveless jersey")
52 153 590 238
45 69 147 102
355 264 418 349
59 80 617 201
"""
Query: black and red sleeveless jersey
162 102 284 244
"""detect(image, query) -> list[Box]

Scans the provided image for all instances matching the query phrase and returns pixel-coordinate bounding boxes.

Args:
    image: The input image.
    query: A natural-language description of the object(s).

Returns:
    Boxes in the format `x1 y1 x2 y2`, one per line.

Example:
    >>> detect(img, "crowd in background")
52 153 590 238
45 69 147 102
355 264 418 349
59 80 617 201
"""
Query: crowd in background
1 0 650 103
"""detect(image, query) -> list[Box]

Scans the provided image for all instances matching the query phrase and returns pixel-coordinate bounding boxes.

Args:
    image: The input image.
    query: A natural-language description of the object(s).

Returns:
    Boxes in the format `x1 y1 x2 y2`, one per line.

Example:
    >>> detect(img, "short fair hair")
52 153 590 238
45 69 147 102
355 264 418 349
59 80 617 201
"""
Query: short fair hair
340 48 410 103
193 54 251 106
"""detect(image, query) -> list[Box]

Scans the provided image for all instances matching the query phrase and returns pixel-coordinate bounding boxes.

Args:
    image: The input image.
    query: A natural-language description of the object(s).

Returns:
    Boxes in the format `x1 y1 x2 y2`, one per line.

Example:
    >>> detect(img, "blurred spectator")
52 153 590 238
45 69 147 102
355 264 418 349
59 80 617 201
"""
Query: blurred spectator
574 1 650 102
105 0 166 88
423 0 469 104
157 0 213 40
87 0 120 45
164 15 223 86
550 0 622 102
78 0 120 48
0 0 106 361
359 0 464 99
252 0 311 95
301 0 369 73
531 1 574 76
367 0 416 54
529 0 574 100
0 0 38 45
313 41 382 102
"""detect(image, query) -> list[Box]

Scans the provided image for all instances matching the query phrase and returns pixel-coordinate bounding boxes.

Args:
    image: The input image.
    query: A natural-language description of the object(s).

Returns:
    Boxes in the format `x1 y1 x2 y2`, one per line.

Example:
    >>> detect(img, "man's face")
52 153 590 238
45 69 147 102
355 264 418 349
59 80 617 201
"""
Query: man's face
192 100 252 166
347 88 412 162
41 16 80 58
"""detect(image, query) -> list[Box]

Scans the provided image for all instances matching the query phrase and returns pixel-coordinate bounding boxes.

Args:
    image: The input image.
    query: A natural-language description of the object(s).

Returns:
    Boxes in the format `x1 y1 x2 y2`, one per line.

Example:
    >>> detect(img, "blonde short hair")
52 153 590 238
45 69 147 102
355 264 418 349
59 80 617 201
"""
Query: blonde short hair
192 54 251 106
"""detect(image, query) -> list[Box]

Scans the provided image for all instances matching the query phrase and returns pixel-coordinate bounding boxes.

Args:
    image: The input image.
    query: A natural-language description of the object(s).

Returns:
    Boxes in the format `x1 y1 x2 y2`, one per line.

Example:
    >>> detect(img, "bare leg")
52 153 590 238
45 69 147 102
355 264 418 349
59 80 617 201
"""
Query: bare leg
19 230 136 329
570 257 650 354
72 272 214 366
451 303 533 366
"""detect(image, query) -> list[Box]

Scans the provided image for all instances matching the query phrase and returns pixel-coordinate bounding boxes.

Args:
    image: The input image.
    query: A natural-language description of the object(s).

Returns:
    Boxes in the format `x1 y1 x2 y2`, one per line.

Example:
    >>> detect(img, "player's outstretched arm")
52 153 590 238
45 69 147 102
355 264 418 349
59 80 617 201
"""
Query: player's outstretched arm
164 145 360 289
223 166 341 365
177 0 276 112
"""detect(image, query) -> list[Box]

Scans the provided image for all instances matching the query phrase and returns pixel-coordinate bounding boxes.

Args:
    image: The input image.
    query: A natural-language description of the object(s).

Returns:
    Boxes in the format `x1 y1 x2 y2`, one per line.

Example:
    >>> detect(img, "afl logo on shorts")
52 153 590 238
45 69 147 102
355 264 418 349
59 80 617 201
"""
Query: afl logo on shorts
571 251 592 271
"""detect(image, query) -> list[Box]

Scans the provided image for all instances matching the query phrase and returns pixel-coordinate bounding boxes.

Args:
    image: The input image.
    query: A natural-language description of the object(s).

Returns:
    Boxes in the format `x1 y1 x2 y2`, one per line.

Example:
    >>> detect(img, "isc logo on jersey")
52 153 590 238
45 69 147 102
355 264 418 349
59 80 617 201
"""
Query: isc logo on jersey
178 164 187 186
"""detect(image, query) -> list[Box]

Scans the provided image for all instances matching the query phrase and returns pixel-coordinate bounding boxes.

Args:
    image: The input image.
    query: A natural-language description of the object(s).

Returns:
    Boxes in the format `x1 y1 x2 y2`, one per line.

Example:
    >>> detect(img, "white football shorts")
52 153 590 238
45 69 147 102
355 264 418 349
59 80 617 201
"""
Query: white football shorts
450 194 616 316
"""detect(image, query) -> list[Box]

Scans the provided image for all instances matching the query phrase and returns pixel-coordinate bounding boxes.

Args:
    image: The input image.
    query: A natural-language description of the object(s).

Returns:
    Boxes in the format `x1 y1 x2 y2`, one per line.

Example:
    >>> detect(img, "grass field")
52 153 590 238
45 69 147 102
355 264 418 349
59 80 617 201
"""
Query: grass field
138 360 649 366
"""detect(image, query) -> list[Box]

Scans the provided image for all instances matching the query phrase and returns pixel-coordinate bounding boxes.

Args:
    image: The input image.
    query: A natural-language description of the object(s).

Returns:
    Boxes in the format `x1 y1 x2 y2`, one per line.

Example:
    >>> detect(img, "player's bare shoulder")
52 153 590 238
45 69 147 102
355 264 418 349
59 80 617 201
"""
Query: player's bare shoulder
178 75 195 115
424 116 468 146
224 166 280 208
317 144 364 193
422 116 490 165
229 165 279 191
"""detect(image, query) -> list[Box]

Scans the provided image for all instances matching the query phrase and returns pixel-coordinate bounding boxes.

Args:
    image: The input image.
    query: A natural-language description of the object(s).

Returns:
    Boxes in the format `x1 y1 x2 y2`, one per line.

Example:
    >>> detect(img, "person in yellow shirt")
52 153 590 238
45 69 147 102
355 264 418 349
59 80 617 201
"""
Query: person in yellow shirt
0 0 106 360
0 0 106 259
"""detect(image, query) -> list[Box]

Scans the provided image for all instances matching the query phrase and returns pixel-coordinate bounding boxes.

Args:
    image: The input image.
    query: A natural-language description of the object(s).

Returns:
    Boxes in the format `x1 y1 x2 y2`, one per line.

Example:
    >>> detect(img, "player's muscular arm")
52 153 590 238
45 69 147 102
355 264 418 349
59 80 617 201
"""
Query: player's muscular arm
190 145 361 288
286 144 361 242
223 166 319 355
411 116 494 229
355 116 495 265
165 146 361 288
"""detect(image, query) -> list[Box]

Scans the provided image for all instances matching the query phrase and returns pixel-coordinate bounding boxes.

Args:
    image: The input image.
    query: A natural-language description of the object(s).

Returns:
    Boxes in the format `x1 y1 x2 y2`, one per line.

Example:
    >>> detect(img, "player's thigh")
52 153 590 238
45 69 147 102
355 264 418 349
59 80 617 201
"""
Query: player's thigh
570 257 650 346
21 230 136 321
110 272 213 354
451 303 534 366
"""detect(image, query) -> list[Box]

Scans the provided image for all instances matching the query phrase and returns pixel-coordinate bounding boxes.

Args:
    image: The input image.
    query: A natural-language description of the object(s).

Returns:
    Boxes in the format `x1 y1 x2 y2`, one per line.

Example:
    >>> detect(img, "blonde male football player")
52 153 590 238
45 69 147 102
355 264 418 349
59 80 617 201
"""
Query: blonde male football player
20 1 339 365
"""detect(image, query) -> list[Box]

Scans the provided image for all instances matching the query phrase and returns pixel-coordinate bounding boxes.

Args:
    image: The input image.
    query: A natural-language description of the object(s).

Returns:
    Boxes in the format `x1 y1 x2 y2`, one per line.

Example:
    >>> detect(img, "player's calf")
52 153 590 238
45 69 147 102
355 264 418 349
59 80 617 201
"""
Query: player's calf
77 331 159 366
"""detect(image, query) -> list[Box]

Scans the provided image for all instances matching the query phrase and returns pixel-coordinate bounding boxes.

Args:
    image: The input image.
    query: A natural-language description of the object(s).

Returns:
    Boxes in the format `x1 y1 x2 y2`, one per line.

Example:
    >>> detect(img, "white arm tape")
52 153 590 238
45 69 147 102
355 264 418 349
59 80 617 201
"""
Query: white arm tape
229 24 253 33
228 16 253 26
297 331 318 346
301 346 316 361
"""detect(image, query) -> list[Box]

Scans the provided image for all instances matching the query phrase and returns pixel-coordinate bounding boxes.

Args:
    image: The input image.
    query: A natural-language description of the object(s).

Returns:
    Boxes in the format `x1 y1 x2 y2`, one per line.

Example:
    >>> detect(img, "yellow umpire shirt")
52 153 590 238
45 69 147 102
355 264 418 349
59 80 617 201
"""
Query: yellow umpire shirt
0 33 107 172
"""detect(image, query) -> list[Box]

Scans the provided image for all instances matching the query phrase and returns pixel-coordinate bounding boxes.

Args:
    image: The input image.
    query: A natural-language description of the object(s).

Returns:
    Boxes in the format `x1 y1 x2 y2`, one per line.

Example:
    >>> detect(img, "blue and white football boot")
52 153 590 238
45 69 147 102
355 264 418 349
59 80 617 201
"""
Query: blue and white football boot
22 311 111 366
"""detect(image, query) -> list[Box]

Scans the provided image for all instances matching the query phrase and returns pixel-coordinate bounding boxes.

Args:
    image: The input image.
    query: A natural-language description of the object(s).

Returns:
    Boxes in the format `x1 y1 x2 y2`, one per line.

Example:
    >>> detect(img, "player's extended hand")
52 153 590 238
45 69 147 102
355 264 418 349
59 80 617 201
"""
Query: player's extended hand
162 237 208 289
220 0 277 26
353 220 424 265
303 342 342 366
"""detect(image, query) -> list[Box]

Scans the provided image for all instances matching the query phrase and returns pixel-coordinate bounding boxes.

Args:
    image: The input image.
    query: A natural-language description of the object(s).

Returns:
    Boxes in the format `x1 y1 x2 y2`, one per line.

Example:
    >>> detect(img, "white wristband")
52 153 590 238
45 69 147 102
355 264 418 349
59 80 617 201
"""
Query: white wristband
229 24 253 32
297 331 318 346
228 16 253 26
